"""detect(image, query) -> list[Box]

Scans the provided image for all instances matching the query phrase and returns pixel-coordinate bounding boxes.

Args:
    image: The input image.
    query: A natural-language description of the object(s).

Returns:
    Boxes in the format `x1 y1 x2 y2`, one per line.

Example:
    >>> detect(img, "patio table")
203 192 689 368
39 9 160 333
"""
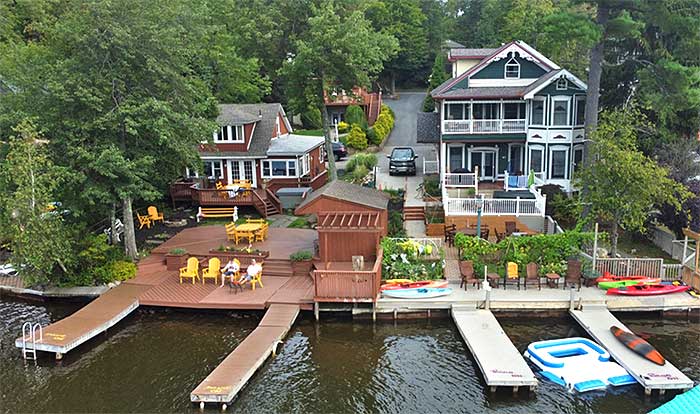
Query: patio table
235 223 263 243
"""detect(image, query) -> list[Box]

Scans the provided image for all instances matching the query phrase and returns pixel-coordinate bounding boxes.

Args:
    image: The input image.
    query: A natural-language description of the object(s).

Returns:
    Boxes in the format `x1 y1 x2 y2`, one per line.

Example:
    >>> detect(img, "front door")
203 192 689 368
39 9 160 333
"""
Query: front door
226 160 257 187
470 150 496 181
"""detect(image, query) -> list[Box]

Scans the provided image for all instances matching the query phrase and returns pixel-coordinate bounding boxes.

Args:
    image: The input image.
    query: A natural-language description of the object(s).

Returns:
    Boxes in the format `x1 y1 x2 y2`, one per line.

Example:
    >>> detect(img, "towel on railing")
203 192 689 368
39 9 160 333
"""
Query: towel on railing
517 176 528 188
508 176 519 188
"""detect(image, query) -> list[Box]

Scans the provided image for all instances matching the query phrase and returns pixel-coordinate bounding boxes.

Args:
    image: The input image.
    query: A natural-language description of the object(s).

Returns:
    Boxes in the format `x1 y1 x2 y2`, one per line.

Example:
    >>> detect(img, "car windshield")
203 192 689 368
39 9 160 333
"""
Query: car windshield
392 149 413 161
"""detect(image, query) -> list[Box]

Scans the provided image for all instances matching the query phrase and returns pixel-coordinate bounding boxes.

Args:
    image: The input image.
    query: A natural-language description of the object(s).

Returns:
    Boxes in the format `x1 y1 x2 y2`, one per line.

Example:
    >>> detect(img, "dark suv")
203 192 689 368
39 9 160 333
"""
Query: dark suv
388 147 417 176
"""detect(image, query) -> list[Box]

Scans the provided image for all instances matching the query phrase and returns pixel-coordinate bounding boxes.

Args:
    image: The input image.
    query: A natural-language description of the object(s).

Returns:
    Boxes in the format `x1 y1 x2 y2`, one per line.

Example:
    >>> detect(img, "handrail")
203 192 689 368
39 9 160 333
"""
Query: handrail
265 188 282 213
251 189 269 218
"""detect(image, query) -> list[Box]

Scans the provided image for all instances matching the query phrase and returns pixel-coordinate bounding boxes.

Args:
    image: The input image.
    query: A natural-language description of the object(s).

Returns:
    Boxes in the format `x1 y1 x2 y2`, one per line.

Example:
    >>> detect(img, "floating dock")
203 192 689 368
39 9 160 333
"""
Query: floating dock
570 305 693 395
190 304 300 409
14 283 147 359
452 307 537 393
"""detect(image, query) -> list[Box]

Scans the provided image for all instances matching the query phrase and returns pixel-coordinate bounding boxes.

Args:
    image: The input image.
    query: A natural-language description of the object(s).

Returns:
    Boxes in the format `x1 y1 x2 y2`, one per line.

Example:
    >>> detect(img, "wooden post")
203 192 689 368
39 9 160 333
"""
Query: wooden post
592 223 598 271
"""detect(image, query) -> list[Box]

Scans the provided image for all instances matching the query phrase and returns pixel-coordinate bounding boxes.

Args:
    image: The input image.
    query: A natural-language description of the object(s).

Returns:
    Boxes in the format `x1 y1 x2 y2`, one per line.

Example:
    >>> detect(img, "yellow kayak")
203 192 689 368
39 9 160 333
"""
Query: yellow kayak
384 279 413 285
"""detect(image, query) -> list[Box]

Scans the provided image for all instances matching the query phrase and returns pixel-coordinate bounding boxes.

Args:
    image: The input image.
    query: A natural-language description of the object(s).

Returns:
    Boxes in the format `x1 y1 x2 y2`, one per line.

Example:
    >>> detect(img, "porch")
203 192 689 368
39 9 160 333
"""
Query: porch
169 181 282 217
442 101 528 135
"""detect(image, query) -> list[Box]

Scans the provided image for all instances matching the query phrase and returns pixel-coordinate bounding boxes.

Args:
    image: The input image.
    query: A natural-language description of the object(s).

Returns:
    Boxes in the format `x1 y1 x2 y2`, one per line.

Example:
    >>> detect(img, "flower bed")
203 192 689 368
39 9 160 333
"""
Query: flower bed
209 246 269 261
380 238 445 281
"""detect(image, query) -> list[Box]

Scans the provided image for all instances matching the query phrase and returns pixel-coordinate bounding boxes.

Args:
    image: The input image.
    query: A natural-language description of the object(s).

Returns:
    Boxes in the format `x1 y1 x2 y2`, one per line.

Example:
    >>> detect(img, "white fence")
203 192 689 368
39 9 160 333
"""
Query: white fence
580 254 683 281
423 158 439 175
442 119 526 134
444 172 478 188
445 197 542 217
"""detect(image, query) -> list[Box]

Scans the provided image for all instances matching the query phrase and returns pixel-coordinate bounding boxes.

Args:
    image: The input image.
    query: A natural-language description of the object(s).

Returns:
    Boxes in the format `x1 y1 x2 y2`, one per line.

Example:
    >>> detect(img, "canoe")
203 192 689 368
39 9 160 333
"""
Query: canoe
380 280 448 291
596 272 650 283
606 283 689 296
382 287 453 299
598 278 661 290
610 325 666 365
384 278 413 285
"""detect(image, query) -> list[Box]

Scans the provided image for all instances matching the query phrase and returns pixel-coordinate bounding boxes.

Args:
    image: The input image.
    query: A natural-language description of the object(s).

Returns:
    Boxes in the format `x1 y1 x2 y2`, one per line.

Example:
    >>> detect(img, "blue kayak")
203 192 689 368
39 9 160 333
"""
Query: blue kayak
382 287 453 299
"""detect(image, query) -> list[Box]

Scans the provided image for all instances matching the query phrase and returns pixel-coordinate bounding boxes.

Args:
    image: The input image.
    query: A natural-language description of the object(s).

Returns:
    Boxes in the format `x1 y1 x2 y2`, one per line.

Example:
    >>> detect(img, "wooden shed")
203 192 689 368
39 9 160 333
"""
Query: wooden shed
295 180 389 263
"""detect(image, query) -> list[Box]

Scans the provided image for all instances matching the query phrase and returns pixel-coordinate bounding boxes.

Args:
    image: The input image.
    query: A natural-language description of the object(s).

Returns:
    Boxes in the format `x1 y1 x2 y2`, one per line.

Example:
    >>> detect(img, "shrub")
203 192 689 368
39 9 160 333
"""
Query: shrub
346 124 367 150
290 250 313 261
94 260 137 284
388 211 406 237
337 121 350 133
345 104 368 131
352 164 369 182
422 175 441 197
366 127 380 145
346 153 378 173
301 106 322 129
169 248 187 255
422 93 435 112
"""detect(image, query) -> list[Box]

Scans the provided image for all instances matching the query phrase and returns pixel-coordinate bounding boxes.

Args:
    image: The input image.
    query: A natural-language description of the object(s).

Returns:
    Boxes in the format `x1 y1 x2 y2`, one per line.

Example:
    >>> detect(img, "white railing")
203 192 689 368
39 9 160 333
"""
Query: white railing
442 119 526 134
661 264 683 280
545 215 564 234
423 158 439 175
581 252 682 281
445 197 542 217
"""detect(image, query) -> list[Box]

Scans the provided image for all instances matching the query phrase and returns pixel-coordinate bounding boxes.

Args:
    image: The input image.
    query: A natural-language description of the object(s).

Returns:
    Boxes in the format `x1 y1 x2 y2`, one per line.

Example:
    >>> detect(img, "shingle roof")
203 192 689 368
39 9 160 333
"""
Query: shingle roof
437 86 529 99
522 70 563 95
267 134 324 156
449 48 498 59
297 180 390 211
209 103 287 157
444 39 466 49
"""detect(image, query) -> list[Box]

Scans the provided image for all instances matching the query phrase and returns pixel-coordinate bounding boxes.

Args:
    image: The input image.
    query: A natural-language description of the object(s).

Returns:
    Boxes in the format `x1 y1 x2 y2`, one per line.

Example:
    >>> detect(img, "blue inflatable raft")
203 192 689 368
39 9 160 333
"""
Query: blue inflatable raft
523 337 637 392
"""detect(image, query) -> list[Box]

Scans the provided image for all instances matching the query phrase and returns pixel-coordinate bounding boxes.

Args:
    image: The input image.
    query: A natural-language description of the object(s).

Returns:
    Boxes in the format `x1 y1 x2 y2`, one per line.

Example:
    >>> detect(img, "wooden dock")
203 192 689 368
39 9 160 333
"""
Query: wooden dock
570 305 693 395
451 307 537 393
14 283 147 359
190 303 300 409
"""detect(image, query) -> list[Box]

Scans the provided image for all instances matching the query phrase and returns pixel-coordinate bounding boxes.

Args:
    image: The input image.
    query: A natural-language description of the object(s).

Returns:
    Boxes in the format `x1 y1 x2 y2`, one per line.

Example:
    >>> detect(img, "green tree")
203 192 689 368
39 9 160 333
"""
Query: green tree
423 52 450 112
0 121 73 286
576 110 689 255
346 124 368 150
281 1 398 181
345 104 368 131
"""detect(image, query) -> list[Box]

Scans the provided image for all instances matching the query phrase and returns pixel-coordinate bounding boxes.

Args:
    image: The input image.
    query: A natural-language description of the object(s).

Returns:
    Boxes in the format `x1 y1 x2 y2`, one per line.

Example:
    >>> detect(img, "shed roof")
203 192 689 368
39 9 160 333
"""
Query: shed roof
295 180 390 213
267 134 325 156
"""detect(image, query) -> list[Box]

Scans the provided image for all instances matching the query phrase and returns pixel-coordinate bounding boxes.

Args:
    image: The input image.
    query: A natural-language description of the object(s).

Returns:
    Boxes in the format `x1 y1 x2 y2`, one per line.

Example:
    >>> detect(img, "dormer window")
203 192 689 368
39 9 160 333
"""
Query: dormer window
504 57 520 79
214 125 245 143
556 77 568 90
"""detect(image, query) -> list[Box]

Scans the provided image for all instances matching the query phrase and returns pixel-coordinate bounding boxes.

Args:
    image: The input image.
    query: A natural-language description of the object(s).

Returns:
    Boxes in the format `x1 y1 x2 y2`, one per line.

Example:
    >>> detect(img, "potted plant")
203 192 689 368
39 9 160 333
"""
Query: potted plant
165 248 188 271
290 250 314 276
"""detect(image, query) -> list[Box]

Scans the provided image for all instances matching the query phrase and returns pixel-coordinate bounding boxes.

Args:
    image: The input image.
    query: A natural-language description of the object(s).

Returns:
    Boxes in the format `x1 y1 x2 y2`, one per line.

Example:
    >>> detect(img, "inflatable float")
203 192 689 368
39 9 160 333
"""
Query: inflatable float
598 278 660 290
382 287 452 299
606 283 689 296
610 325 666 365
523 337 636 392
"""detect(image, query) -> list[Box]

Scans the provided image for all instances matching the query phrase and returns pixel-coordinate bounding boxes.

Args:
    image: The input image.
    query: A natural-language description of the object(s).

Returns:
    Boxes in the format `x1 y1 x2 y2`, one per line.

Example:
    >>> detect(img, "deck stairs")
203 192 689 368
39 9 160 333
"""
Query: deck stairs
264 198 280 216
403 206 425 222
263 258 294 277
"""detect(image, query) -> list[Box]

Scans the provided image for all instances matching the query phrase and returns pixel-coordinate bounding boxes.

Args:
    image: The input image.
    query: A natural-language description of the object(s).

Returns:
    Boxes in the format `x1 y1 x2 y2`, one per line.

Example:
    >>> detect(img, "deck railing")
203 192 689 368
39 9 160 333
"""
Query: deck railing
442 119 526 134
444 197 542 217
313 249 383 303
170 181 196 202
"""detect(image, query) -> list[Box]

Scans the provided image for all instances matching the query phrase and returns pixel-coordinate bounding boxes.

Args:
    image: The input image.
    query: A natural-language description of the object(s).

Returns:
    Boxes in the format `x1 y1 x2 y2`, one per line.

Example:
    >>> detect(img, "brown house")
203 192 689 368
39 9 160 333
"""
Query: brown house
324 86 382 126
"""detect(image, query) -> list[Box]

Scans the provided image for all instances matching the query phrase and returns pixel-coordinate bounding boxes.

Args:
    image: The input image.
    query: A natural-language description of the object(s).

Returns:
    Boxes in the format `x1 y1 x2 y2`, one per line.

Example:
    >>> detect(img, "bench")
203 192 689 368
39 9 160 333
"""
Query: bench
197 207 236 222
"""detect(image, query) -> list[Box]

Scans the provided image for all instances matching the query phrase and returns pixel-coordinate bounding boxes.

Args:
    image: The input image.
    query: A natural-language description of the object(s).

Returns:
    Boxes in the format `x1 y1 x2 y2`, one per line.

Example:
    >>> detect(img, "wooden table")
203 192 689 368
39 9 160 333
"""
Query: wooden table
235 223 263 243
487 273 500 288
545 273 560 288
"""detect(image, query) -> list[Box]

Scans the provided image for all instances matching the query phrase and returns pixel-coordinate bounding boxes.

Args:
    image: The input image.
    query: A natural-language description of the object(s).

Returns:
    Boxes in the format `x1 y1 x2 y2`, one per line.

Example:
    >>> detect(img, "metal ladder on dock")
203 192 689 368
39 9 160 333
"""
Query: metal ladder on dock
21 322 43 360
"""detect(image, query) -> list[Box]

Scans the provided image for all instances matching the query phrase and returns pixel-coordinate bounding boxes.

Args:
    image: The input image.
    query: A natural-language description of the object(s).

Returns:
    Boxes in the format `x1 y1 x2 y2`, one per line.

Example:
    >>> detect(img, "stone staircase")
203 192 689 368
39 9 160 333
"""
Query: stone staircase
403 206 425 222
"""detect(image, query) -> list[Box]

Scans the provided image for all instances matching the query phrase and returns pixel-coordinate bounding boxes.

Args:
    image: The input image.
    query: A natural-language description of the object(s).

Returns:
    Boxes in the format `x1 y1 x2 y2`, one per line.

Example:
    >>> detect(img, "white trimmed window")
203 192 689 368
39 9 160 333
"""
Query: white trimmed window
187 160 223 179
556 78 568 90
300 153 310 175
549 147 569 179
552 97 571 126
504 57 520 79
573 146 584 173
262 159 298 178
575 96 586 126
531 97 546 125
529 146 545 174
214 125 245 143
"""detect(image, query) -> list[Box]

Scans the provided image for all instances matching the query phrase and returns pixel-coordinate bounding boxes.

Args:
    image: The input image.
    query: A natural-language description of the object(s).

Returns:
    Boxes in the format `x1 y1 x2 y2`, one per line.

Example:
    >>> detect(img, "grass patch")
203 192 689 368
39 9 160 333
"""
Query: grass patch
288 216 312 229
295 129 324 136
614 232 679 264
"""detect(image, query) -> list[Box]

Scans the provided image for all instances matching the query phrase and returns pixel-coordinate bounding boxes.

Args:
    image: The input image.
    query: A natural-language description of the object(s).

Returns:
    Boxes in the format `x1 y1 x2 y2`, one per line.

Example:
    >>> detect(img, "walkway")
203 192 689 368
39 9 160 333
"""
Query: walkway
14 283 148 359
570 305 693 395
452 307 537 392
190 304 300 408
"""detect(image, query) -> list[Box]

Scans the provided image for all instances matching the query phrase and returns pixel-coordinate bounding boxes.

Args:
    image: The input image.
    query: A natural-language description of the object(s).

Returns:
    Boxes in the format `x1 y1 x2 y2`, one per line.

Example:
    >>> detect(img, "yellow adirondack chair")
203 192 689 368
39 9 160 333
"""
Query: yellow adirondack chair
505 261 520 290
136 212 151 229
225 222 237 241
250 265 264 290
201 257 221 285
147 206 164 224
179 257 200 284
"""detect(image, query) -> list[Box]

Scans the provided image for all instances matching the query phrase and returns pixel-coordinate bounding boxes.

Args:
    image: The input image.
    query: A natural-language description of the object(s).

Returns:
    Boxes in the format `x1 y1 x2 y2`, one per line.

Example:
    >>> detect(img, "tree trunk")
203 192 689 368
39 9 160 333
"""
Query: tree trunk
610 219 619 258
391 72 396 97
122 197 138 260
109 203 117 245
583 2 610 164
318 76 337 181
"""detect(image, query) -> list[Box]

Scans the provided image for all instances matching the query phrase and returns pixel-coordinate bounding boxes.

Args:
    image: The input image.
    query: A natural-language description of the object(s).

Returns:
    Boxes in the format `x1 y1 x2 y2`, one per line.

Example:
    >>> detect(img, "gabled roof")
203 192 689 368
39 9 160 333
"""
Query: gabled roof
295 180 390 213
522 69 587 99
448 48 498 61
432 41 561 98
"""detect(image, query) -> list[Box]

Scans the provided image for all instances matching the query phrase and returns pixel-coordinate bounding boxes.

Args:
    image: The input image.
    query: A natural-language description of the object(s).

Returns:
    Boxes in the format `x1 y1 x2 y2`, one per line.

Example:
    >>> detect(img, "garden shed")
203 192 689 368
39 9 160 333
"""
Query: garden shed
295 180 389 263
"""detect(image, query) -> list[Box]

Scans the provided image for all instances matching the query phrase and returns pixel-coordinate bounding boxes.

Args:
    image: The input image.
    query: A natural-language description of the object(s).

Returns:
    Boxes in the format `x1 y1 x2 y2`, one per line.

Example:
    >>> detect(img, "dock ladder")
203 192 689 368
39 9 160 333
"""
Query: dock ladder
21 322 43 360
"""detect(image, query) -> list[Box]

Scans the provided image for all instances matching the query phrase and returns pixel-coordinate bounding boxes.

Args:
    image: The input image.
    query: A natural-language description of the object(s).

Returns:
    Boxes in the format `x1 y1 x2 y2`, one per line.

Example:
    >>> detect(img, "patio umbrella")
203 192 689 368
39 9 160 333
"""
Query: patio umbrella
527 170 535 187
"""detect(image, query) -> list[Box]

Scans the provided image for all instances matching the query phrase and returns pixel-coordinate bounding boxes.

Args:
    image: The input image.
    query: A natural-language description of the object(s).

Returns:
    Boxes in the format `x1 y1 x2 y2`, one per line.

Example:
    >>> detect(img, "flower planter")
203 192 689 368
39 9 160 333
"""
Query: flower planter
426 222 445 237
165 253 188 271
208 249 269 266
291 259 314 277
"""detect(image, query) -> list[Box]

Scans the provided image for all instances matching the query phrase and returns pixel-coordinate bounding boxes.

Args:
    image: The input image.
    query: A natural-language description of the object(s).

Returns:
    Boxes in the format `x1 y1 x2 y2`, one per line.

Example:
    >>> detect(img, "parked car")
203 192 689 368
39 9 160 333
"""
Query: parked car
388 147 417 176
324 141 347 162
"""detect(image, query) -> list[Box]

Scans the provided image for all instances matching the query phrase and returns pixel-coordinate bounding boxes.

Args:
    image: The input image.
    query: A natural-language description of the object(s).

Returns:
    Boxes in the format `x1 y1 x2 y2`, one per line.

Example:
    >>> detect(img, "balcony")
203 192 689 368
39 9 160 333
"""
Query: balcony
442 119 526 134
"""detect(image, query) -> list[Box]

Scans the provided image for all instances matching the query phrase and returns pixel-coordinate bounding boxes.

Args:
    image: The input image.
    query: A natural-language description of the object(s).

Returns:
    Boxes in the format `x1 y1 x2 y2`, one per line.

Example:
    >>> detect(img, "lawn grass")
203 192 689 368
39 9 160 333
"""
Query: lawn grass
295 129 324 136
614 232 679 264
287 216 312 229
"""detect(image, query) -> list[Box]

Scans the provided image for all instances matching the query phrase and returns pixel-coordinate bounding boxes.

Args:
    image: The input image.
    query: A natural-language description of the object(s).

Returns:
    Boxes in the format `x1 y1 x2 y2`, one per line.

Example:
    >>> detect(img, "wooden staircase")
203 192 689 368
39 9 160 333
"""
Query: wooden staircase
403 206 425 222
264 199 280 217
262 258 294 277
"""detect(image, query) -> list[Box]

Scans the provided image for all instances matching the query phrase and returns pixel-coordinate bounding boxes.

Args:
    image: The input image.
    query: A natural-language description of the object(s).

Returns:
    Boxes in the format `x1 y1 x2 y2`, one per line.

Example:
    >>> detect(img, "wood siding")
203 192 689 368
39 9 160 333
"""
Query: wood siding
471 55 546 79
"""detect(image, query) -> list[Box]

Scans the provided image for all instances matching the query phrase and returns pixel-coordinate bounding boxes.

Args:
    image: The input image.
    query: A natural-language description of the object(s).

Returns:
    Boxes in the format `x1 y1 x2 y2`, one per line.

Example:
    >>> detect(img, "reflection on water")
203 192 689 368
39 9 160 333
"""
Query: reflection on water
1 297 698 414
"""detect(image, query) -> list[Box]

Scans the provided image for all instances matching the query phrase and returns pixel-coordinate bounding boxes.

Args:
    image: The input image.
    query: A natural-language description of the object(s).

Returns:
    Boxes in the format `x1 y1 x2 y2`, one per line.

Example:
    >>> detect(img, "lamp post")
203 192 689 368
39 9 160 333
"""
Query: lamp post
476 195 485 239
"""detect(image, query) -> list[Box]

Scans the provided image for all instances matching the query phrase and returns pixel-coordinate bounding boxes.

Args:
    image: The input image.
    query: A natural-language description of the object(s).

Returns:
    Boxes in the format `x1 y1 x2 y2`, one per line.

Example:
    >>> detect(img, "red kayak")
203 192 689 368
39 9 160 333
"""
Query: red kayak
606 283 689 296
596 271 650 283
610 325 665 365
380 280 448 291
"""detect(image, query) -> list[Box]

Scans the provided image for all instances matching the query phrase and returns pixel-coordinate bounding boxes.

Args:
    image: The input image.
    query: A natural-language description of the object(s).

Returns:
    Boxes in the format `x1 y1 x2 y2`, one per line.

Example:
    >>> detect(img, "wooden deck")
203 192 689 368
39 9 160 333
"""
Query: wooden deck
14 283 148 358
190 303 300 407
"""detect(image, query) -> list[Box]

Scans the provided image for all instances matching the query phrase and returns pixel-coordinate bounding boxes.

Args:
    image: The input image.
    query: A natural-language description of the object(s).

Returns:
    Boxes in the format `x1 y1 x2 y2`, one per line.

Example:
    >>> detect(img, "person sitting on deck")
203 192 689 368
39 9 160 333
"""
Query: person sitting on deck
220 259 240 287
239 259 262 287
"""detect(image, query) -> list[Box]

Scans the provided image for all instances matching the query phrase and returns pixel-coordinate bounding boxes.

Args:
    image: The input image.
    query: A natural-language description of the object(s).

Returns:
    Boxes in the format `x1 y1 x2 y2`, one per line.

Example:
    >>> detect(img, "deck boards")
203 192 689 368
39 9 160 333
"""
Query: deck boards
190 304 300 405
452 307 538 389
570 306 693 392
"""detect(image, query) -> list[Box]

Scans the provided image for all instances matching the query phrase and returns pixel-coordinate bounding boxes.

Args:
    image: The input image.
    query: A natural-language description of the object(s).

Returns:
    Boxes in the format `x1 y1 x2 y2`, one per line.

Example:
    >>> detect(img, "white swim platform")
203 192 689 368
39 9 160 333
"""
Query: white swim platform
570 305 693 395
452 307 537 393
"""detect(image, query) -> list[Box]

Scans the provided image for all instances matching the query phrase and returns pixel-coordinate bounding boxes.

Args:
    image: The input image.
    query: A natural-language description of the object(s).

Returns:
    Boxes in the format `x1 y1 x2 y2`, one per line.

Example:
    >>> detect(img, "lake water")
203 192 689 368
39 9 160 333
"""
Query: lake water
1 297 698 413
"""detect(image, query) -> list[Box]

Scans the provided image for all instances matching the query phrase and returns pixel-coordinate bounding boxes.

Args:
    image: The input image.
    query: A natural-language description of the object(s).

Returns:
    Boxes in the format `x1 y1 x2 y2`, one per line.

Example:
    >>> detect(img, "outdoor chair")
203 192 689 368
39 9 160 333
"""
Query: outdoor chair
225 222 237 241
226 259 243 294
201 257 221 285
250 265 264 291
179 257 200 284
147 206 164 225
563 259 583 291
444 224 457 247
254 223 269 242
215 181 229 198
504 261 520 290
505 221 519 235
459 260 479 290
524 262 541 290
494 228 505 242
480 228 490 241
136 212 152 230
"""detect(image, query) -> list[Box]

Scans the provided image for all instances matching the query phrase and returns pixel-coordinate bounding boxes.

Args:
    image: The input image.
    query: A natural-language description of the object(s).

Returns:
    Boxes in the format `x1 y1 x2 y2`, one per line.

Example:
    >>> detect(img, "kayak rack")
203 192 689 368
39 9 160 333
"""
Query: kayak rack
570 305 693 396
